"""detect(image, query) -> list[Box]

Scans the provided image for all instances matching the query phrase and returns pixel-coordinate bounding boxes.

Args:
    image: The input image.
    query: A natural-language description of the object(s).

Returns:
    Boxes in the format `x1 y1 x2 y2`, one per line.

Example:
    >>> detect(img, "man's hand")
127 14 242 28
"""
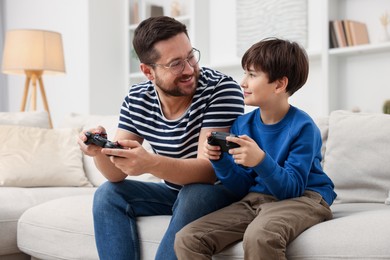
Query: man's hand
78 126 107 157
102 140 157 177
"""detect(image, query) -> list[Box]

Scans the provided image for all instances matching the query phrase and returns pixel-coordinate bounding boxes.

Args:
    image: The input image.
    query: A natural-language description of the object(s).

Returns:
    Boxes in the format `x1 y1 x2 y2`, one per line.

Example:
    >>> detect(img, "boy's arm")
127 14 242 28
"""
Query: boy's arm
211 155 255 198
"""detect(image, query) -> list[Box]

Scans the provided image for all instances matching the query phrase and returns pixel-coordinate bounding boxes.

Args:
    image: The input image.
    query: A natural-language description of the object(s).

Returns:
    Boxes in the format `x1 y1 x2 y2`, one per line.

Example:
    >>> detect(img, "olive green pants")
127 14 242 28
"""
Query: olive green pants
174 191 332 260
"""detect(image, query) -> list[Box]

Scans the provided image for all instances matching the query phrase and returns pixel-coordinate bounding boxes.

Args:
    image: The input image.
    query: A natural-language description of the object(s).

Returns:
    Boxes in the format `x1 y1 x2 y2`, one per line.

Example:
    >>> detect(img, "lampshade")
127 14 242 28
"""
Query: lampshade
2 29 66 75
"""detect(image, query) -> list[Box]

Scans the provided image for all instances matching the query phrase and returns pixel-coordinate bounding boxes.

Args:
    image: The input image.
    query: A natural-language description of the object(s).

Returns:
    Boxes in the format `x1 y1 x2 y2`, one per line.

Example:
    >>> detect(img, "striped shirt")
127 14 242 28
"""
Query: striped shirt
118 67 244 188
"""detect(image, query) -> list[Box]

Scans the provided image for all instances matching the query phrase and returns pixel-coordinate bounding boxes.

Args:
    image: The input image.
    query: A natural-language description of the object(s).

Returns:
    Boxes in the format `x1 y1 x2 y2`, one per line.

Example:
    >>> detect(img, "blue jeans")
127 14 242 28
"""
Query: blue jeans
93 179 239 260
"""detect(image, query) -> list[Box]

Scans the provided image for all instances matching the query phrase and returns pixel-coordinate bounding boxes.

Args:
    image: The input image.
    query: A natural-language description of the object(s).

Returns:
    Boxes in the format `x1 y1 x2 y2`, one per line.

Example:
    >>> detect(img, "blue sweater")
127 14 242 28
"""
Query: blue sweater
212 106 337 206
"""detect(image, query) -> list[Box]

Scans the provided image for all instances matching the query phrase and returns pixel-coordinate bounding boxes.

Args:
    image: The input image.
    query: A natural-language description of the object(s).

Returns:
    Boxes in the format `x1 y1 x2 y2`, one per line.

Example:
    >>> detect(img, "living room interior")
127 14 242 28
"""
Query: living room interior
1 0 390 260
1 0 390 126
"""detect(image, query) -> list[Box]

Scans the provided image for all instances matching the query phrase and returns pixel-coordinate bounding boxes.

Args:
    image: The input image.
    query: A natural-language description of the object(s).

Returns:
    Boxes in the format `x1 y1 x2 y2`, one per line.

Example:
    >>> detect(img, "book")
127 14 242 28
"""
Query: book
342 20 353 46
150 5 164 17
329 21 338 48
348 21 369 46
332 20 347 47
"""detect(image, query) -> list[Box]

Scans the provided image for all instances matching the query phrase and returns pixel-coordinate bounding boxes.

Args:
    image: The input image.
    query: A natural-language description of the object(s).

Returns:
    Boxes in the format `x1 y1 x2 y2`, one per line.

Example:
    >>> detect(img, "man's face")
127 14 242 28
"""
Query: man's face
151 33 200 97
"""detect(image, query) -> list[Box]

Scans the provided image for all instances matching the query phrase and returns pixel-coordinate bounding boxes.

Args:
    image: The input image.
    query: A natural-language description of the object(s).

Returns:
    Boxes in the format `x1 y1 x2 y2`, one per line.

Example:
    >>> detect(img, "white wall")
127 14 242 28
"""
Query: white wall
0 0 7 111
2 0 127 127
209 0 326 118
88 0 127 116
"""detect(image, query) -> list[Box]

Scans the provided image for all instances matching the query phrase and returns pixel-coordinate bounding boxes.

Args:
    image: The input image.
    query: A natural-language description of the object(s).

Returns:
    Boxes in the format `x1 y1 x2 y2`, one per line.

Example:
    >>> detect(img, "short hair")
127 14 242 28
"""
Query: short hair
241 37 309 96
133 16 189 64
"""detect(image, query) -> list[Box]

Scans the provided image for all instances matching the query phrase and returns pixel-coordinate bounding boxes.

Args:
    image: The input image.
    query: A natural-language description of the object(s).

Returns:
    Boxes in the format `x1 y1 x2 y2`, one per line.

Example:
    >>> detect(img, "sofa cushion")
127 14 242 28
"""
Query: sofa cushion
323 110 390 203
18 195 98 260
287 204 390 259
0 111 50 128
17 195 168 260
0 125 91 187
0 187 95 256
62 113 159 187
17 193 390 260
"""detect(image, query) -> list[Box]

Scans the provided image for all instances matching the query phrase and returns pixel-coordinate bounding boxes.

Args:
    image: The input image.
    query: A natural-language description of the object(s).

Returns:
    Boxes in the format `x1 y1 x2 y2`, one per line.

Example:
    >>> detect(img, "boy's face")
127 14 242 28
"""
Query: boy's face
241 66 278 107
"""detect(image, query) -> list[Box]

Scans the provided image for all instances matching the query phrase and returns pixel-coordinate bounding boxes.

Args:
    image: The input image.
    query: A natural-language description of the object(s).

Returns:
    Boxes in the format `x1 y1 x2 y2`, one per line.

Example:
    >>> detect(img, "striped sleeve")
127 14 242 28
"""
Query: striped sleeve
197 68 244 128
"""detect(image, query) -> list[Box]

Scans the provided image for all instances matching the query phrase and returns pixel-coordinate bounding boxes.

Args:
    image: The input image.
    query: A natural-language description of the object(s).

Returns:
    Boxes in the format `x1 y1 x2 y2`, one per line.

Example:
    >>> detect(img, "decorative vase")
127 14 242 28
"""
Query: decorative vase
380 25 390 42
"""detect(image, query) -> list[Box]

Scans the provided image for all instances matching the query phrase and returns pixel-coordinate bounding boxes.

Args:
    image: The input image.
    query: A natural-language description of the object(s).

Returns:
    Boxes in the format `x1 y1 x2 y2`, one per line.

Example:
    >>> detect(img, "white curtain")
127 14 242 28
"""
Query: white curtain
0 0 8 111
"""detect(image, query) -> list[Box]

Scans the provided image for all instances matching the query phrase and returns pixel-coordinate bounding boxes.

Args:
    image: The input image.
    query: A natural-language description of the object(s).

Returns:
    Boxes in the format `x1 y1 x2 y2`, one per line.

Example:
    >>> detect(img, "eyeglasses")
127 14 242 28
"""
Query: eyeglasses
148 48 201 75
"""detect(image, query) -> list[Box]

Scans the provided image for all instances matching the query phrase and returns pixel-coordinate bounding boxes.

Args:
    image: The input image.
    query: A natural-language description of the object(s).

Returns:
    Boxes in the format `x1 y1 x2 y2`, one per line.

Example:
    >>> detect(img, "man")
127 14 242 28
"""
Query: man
78 16 244 260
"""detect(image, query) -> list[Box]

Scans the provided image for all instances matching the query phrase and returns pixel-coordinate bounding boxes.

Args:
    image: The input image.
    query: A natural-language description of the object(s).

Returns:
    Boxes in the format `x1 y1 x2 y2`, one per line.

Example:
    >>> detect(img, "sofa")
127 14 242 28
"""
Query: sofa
1 109 390 260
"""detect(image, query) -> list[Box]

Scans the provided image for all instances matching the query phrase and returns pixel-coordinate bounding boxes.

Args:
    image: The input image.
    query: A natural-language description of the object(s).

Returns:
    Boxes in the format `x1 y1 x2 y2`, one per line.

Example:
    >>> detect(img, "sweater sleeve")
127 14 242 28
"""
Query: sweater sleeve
211 154 255 199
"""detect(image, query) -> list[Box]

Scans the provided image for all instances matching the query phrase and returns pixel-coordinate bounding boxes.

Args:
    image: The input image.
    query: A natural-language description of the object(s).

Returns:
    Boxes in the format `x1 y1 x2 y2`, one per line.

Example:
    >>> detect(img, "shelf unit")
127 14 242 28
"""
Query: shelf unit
128 0 209 87
324 0 390 114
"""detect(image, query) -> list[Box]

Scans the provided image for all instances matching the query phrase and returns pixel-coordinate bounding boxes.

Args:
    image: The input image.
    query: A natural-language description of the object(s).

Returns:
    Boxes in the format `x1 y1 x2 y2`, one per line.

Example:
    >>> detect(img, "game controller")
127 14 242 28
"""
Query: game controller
207 131 240 152
84 132 124 149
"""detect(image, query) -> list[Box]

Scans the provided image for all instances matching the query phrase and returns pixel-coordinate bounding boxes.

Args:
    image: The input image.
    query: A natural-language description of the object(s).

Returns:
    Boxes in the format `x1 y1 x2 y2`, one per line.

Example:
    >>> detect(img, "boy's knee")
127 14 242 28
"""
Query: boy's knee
243 224 285 259
174 226 197 253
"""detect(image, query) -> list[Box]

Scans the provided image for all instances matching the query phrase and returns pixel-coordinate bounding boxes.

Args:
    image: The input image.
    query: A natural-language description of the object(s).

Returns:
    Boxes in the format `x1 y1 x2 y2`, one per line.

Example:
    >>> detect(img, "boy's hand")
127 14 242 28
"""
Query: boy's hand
204 132 222 160
226 135 265 167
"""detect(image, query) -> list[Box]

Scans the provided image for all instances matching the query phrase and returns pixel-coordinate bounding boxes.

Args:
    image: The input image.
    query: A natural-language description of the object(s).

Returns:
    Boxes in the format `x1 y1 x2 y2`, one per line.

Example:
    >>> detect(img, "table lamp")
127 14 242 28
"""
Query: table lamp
1 29 66 128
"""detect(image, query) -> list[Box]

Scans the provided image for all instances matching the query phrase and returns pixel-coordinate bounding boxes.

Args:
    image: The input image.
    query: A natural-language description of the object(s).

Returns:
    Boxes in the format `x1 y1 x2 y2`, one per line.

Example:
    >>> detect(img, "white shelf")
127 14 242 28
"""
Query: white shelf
329 41 390 57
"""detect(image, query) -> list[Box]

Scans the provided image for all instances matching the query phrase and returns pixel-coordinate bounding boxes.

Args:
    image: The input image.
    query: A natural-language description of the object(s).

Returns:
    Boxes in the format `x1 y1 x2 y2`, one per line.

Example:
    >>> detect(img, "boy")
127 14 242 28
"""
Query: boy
174 38 337 260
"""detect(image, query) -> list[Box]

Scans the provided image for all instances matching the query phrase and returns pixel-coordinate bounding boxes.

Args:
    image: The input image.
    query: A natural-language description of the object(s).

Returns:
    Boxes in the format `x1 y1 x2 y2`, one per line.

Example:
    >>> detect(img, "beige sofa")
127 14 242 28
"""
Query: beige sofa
1 110 390 260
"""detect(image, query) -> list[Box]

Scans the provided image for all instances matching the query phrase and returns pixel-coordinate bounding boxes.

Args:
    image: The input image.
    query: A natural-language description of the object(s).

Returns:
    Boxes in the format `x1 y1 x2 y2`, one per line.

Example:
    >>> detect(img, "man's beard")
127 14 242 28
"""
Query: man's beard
155 69 199 97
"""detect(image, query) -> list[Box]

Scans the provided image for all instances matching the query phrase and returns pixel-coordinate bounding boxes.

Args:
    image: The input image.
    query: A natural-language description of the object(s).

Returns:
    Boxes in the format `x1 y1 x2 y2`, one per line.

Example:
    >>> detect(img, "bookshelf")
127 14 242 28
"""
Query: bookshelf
324 0 390 114
127 0 209 87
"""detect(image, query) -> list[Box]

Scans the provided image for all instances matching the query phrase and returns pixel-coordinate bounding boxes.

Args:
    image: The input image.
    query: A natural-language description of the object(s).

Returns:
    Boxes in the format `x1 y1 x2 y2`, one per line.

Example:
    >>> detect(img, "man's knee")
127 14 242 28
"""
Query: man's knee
93 181 129 214
176 184 235 212
93 182 115 213
175 184 213 212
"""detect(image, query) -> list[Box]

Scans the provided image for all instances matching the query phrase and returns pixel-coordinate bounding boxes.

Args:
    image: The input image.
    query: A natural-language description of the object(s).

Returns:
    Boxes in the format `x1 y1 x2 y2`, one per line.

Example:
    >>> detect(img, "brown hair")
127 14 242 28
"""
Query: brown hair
133 16 189 64
241 37 309 96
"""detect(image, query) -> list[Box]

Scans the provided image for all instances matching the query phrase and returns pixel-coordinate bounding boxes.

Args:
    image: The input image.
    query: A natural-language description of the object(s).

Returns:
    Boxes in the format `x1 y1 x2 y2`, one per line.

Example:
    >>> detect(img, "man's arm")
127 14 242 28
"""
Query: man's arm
101 127 230 185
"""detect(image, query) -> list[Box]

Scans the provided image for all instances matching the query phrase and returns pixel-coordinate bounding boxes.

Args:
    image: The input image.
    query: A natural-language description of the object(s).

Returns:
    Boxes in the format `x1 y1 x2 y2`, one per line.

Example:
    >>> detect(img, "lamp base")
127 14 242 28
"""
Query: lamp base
21 70 53 128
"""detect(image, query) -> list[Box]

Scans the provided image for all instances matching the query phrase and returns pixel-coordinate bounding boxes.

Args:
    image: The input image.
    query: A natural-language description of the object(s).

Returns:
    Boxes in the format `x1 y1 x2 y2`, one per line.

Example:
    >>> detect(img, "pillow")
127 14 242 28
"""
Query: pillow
62 113 158 187
323 110 390 203
0 125 92 187
313 116 329 164
61 113 119 137
0 111 50 128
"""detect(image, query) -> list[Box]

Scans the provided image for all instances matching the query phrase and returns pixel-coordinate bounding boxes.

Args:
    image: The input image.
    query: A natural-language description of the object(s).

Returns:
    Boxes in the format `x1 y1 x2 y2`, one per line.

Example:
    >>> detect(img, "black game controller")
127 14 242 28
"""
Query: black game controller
207 132 240 152
84 132 124 149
